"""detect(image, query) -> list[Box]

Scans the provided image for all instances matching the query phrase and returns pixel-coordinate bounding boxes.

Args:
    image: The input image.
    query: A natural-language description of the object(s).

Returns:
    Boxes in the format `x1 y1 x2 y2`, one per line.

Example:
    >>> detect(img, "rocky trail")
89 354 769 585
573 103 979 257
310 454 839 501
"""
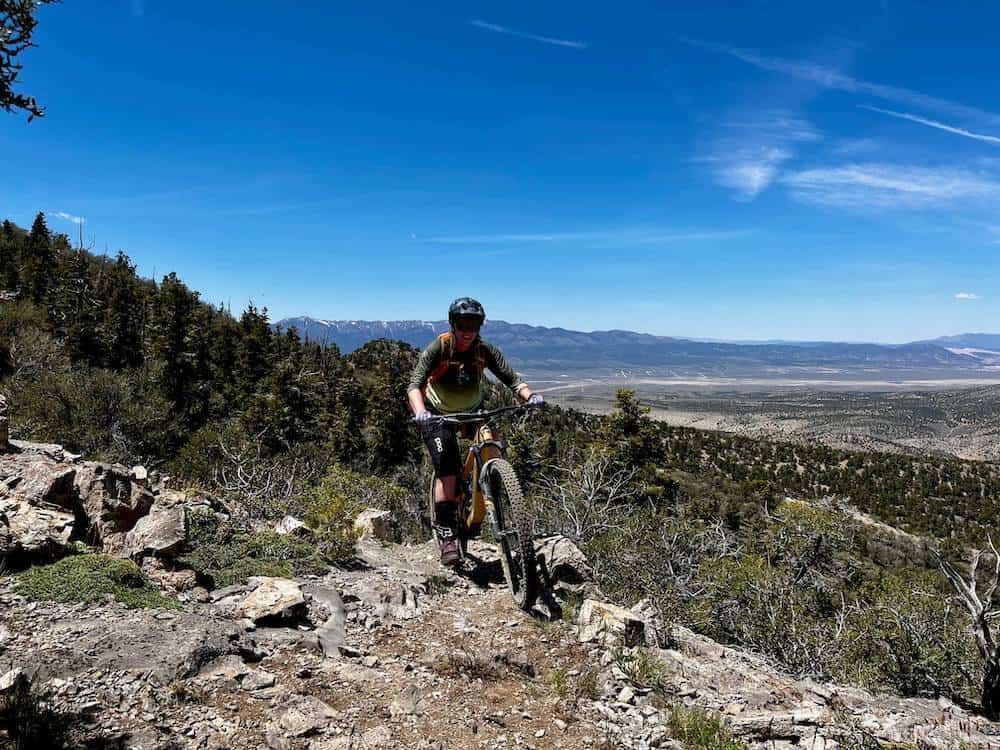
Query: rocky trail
2 438 1000 749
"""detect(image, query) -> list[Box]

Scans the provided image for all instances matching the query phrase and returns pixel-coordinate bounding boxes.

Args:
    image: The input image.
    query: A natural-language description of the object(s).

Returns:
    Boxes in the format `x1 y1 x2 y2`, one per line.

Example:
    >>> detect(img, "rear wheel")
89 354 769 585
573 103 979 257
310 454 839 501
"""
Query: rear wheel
487 460 538 610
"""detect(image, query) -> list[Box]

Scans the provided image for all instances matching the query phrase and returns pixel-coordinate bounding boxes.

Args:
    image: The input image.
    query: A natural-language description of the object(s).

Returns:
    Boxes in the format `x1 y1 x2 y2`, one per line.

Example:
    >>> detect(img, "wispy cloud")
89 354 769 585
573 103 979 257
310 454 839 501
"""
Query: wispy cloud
682 37 1000 123
699 114 821 200
130 0 144 18
781 163 1000 210
832 137 882 156
861 106 1000 145
424 228 747 245
471 20 586 50
54 211 85 225
955 292 980 300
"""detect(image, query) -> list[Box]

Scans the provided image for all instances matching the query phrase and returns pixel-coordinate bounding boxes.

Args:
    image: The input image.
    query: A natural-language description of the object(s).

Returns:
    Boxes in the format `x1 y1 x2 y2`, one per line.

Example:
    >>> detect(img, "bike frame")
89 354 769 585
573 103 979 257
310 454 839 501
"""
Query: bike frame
423 404 527 539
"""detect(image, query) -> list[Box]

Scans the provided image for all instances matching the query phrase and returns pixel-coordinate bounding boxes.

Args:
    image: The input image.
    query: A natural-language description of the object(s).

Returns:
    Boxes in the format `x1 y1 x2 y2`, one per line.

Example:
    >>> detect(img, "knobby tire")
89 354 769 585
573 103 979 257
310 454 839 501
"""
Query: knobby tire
488 459 539 610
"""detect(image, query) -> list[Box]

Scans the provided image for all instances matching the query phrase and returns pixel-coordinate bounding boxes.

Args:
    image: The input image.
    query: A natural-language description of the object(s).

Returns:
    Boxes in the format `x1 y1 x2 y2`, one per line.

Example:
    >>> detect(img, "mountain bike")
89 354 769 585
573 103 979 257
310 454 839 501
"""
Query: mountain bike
419 404 540 610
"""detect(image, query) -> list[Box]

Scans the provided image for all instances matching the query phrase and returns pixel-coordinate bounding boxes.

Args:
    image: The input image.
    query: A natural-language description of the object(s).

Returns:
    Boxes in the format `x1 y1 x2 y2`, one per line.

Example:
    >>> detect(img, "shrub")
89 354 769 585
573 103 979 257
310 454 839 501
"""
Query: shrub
615 647 669 691
16 554 180 609
180 510 328 587
294 464 416 558
667 707 746 750
172 424 330 520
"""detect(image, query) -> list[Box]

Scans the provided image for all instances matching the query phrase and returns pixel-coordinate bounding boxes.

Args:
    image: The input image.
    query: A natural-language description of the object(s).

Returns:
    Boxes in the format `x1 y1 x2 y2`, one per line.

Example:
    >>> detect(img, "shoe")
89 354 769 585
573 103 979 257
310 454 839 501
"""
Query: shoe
439 538 460 567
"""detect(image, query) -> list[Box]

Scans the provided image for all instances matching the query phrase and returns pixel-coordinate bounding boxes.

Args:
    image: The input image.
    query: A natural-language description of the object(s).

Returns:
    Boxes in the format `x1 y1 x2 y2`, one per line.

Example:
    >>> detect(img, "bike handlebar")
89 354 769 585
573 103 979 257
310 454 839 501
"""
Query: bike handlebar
412 402 541 425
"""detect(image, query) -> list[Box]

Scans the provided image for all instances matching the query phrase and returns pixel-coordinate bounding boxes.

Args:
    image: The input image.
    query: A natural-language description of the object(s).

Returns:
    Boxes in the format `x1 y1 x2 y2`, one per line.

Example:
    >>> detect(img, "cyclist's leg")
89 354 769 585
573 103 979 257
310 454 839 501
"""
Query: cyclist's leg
421 421 462 562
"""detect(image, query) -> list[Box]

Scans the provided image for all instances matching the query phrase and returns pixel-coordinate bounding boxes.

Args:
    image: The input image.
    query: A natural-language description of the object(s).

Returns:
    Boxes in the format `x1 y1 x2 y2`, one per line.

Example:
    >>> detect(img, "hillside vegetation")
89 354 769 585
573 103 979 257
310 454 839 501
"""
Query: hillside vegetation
1 212 998 717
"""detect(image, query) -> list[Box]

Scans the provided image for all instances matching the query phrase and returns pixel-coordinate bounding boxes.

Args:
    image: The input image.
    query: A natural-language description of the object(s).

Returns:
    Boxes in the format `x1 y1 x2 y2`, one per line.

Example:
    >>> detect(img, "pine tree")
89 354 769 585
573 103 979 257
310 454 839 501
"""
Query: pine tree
57 250 103 364
0 219 20 291
236 302 274 399
20 211 54 304
148 272 199 416
97 252 145 369
207 304 239 404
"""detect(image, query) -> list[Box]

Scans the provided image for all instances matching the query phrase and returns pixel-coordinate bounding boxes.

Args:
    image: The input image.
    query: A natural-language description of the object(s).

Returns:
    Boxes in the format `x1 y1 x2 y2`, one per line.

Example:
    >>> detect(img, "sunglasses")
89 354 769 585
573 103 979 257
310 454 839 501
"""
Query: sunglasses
454 320 481 333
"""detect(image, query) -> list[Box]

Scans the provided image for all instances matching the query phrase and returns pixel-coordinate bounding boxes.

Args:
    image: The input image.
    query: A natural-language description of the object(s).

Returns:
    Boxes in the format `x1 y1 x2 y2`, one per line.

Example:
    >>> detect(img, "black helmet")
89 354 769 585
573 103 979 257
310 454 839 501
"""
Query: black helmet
448 297 486 327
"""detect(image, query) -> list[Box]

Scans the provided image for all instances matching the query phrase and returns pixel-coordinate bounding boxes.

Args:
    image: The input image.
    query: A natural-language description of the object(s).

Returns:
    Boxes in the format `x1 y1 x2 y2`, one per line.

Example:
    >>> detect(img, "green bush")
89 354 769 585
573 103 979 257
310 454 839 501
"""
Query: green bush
180 510 329 587
294 464 413 559
667 707 746 750
16 554 180 609
615 647 669 690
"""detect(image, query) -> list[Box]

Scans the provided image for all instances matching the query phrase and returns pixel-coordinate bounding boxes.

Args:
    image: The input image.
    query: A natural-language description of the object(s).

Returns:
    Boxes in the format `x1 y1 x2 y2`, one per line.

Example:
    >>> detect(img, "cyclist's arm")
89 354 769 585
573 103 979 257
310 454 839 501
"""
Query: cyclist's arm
407 388 428 417
407 338 443 415
483 343 534 402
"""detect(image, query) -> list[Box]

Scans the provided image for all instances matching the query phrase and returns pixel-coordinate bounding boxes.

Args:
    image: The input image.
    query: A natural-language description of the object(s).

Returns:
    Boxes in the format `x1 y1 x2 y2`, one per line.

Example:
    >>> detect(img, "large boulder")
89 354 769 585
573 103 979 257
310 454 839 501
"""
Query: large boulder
0 497 75 557
0 451 77 508
125 502 186 559
73 462 154 552
0 445 79 558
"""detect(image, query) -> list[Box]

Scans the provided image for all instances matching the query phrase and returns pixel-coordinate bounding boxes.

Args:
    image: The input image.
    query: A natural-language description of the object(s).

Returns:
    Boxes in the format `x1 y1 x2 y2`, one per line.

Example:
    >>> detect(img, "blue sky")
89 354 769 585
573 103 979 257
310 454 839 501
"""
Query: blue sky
2 1 999 342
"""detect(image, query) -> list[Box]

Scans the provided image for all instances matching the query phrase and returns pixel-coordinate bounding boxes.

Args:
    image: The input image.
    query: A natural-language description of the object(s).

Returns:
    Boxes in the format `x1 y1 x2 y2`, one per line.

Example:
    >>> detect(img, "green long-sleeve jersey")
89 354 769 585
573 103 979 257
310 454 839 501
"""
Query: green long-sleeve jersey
408 335 526 413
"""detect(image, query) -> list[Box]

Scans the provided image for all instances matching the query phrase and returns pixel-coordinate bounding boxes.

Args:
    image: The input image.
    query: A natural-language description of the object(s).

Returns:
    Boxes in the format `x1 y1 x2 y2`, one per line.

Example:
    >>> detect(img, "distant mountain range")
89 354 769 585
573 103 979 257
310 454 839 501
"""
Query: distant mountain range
277 317 1000 377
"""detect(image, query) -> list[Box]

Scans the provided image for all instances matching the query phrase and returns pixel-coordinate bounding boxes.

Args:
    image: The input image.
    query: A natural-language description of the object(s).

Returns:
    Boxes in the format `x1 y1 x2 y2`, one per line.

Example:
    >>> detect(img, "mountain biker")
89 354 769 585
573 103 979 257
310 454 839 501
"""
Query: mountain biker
407 297 543 566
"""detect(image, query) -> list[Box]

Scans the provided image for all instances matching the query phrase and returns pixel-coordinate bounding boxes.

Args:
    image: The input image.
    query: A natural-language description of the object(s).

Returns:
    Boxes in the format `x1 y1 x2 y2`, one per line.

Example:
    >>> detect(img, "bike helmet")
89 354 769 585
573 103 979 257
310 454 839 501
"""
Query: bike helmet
448 297 486 327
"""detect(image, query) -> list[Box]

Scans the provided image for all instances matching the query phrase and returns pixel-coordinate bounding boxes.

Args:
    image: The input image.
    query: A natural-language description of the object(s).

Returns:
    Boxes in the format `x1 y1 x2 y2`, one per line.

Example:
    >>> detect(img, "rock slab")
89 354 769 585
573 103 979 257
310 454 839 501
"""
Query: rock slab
239 577 307 623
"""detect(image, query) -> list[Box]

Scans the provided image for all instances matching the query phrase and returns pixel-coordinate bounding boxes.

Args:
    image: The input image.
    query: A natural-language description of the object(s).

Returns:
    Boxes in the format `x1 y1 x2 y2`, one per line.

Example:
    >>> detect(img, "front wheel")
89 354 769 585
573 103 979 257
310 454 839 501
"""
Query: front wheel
486 460 538 610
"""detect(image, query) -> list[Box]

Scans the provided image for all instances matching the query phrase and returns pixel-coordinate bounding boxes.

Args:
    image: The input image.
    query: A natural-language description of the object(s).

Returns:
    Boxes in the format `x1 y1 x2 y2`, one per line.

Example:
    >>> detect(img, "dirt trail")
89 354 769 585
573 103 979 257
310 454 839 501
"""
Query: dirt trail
3 536 999 749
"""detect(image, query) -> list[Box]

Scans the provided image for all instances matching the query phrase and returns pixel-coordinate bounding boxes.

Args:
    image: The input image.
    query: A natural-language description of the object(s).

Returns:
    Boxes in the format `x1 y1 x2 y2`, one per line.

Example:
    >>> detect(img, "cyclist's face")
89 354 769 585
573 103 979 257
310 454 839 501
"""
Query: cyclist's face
453 319 481 350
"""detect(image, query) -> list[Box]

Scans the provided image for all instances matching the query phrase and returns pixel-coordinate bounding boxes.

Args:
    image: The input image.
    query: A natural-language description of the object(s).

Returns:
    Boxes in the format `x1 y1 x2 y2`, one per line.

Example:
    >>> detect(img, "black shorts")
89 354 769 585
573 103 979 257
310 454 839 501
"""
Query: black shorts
421 421 462 478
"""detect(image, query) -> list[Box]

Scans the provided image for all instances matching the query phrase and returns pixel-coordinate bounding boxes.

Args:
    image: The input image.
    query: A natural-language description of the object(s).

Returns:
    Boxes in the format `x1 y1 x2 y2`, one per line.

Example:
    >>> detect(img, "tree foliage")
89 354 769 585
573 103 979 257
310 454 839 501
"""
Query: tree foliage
1 0 58 120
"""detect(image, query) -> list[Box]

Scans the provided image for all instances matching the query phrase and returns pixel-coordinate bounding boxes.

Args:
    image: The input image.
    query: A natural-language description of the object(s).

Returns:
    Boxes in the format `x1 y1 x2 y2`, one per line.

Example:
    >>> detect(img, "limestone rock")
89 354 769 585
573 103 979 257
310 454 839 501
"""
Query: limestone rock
534 535 597 597
303 582 347 658
353 508 394 542
125 502 186 559
270 694 338 737
0 450 77 508
0 667 24 693
631 598 667 647
577 598 645 647
238 577 306 623
130 465 149 488
73 462 154 547
0 496 75 557
275 514 310 536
